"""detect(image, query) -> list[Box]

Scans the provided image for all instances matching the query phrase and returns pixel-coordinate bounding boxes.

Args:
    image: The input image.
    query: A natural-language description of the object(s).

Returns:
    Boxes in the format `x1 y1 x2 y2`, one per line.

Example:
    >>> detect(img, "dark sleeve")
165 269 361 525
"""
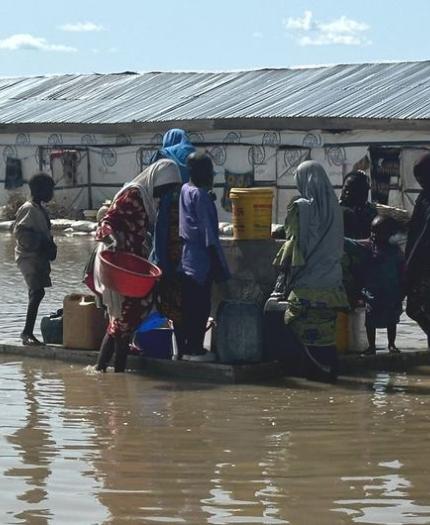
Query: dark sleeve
405 195 423 260
344 238 368 261
342 207 355 238
343 239 370 307
405 216 430 274
368 203 378 221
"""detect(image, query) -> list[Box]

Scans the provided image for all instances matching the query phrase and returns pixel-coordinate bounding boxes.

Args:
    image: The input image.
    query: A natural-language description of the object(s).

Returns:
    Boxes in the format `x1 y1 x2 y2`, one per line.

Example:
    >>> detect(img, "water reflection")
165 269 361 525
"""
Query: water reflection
0 361 108 524
333 373 430 524
0 337 430 521
58 372 297 524
6 368 54 524
202 453 290 524
335 468 430 524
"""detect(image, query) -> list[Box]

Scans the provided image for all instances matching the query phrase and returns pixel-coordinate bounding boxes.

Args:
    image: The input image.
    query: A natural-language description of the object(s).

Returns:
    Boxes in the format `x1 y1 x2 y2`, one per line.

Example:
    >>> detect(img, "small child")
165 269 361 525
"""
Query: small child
14 173 56 345
345 215 405 355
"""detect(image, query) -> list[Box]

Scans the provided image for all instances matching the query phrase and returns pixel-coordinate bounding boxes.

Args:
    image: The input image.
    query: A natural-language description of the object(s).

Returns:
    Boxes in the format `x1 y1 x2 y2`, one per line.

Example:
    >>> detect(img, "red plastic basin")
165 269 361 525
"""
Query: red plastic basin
99 250 162 298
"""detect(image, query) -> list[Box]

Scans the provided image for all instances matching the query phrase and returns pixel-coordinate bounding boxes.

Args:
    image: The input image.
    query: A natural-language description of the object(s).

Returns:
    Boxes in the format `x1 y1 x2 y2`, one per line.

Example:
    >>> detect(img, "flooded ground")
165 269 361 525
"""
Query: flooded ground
1 357 430 524
0 234 93 342
1 234 430 523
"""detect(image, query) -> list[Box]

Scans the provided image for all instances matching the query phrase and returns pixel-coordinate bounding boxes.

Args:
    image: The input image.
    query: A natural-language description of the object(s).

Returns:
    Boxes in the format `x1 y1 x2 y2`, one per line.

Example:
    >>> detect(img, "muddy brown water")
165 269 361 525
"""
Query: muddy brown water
1 234 430 523
1 359 430 524
0 234 93 342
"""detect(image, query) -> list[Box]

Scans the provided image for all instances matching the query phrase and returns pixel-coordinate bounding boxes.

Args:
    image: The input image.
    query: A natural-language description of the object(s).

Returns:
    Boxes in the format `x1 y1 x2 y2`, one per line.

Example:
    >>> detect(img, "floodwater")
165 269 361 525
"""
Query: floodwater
1 359 430 524
0 234 93 342
1 235 430 523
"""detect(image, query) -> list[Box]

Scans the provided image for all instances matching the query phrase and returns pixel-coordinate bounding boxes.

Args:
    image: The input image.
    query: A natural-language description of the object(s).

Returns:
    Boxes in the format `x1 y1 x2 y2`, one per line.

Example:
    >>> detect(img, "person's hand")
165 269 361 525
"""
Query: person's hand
106 235 117 250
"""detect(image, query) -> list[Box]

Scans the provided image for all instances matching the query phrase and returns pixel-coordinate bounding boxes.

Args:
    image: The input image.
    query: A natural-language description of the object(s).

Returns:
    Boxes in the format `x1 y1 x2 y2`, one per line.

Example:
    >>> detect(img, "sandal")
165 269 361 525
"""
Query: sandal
20 334 44 346
388 346 400 354
361 347 376 356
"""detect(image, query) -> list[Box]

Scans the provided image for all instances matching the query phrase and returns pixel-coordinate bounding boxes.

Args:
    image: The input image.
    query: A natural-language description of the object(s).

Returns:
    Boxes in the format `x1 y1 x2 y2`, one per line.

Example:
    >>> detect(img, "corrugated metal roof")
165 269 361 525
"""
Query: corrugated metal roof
0 61 429 126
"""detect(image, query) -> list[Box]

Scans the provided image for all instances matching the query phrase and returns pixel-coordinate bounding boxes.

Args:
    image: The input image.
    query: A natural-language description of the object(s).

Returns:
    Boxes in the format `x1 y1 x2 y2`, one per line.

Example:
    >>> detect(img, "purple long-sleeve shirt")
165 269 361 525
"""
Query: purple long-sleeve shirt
179 183 230 285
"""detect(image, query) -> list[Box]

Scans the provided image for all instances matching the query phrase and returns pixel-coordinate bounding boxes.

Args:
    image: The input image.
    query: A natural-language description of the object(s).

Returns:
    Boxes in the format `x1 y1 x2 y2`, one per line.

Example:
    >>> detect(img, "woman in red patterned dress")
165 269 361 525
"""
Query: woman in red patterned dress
94 159 181 372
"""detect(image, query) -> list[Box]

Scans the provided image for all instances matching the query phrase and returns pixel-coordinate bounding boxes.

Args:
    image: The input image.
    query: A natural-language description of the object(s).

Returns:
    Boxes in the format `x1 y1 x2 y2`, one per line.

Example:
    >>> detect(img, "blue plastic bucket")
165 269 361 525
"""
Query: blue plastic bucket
133 328 173 359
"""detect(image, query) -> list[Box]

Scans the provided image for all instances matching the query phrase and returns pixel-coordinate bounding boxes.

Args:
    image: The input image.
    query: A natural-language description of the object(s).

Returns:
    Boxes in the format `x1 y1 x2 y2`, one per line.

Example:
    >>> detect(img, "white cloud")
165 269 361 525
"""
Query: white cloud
285 10 313 31
283 11 371 46
252 31 264 39
319 16 369 35
0 34 77 52
59 21 105 32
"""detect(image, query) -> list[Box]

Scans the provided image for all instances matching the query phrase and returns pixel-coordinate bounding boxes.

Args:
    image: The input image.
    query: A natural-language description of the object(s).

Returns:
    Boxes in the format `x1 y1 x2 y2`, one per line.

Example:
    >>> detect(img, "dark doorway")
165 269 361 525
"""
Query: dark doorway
369 147 400 204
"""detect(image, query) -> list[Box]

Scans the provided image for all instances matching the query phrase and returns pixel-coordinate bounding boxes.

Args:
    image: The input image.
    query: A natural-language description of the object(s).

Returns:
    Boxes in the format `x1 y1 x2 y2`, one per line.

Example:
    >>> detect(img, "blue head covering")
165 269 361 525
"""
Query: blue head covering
159 128 195 183
162 129 187 148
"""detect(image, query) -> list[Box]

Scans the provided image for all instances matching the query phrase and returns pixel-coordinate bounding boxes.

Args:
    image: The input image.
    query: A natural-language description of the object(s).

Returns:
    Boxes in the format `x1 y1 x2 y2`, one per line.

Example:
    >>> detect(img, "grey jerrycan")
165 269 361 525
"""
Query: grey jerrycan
215 301 263 363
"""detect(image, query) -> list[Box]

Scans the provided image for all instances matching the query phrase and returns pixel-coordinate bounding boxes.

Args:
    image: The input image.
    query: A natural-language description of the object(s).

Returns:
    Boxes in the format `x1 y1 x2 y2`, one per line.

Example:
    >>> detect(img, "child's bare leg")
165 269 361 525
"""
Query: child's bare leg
388 324 400 352
21 288 45 345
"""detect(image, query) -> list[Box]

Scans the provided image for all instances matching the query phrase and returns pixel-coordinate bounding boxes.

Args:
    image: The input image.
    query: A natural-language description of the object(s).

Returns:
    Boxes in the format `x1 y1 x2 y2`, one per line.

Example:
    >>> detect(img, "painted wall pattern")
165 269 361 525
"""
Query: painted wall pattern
0 129 428 217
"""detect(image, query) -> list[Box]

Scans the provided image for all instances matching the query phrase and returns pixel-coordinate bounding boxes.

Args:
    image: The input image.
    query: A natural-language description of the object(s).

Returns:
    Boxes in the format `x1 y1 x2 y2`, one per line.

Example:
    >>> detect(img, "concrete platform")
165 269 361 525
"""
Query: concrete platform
0 341 429 383
339 348 430 373
0 342 285 384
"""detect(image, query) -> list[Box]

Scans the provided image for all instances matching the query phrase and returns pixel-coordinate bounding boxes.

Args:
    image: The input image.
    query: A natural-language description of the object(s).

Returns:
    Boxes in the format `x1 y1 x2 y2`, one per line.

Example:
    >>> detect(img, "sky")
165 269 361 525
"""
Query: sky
0 0 428 76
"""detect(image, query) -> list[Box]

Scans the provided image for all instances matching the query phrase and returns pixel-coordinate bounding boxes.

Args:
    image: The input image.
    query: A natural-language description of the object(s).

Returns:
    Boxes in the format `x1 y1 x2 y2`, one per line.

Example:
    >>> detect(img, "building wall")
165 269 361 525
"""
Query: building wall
0 128 429 220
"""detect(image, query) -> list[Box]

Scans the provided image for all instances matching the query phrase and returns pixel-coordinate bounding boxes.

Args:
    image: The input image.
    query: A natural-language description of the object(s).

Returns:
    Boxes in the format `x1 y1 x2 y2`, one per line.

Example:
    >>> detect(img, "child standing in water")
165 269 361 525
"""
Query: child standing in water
345 215 405 355
14 173 56 345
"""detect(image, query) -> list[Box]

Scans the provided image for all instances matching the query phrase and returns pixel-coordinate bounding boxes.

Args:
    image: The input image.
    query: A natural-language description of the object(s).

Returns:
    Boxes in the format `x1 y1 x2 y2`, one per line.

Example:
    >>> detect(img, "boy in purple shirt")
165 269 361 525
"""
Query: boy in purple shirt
179 152 230 359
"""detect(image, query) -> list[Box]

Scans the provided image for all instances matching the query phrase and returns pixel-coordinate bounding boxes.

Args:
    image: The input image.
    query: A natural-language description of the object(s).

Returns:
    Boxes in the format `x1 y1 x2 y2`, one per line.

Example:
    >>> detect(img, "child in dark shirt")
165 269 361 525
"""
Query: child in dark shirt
345 215 405 355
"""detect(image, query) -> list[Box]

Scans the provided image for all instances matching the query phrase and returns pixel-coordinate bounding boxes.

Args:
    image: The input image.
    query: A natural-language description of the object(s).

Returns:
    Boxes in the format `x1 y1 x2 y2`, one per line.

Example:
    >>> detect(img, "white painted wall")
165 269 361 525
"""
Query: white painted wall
0 128 428 221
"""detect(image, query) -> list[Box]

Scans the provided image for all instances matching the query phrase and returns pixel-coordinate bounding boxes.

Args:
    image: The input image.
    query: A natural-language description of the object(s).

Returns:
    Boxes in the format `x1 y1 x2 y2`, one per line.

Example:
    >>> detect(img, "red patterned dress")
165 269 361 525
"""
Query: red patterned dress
96 187 153 337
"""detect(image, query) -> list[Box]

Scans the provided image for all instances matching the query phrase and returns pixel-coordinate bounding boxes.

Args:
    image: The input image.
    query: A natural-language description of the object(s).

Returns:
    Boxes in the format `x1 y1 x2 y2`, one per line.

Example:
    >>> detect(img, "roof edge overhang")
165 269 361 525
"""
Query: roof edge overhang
0 116 429 135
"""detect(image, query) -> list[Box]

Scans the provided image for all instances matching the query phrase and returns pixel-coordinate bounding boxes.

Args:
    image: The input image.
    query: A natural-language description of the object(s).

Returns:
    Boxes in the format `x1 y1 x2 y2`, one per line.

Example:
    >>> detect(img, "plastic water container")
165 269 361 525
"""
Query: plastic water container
132 312 173 359
133 329 173 359
336 312 349 353
216 301 263 363
348 307 367 353
336 308 367 353
63 294 107 350
41 315 63 345
229 188 274 240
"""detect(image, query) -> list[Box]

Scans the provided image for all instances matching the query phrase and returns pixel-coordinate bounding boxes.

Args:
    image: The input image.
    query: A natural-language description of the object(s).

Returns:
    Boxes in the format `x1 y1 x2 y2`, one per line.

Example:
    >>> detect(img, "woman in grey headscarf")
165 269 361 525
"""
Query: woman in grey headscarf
268 161 347 381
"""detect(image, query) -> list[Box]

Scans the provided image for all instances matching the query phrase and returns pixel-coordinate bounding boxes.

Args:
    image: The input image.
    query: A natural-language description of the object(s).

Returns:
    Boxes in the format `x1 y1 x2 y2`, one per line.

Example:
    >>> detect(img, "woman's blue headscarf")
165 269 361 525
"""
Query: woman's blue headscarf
159 128 195 183
150 129 195 274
